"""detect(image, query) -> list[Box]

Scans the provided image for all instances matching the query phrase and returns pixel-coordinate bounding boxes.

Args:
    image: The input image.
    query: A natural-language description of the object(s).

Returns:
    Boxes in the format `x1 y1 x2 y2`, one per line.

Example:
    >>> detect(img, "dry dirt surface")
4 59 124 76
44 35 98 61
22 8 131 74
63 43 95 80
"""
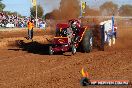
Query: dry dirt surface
0 27 132 88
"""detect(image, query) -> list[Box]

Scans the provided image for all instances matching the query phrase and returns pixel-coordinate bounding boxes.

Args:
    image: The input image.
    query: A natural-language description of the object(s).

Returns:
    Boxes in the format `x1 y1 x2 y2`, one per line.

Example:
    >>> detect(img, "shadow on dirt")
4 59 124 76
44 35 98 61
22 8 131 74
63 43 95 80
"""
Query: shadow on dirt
8 40 66 55
10 40 50 55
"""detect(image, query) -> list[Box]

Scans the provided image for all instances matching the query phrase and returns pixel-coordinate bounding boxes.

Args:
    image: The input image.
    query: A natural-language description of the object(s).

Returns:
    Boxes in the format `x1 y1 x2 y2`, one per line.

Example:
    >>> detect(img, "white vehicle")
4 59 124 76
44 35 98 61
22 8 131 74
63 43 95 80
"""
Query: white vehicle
100 20 116 46
6 23 15 28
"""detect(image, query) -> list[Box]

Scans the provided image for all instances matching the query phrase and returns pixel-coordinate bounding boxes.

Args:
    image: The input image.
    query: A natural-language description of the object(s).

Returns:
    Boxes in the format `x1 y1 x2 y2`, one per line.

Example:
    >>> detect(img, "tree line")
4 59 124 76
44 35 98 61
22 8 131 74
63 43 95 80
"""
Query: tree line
0 0 132 18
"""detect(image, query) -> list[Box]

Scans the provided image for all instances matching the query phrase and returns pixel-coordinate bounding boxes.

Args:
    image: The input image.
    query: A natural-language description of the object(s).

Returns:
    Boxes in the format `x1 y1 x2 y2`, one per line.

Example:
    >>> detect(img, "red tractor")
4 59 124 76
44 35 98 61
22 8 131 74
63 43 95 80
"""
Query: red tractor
49 19 93 55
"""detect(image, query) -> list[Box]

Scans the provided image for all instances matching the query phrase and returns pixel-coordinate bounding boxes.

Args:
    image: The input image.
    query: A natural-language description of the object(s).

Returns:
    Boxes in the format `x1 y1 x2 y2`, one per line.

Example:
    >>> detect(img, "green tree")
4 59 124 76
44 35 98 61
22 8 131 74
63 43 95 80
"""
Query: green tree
0 0 5 11
100 1 118 16
30 5 44 18
119 4 132 16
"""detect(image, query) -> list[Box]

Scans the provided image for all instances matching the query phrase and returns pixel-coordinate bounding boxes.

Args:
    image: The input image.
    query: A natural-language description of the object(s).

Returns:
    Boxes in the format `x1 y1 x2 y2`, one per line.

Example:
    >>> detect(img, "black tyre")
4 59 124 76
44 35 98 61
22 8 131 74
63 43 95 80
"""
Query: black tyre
49 46 53 55
82 30 93 53
72 45 76 55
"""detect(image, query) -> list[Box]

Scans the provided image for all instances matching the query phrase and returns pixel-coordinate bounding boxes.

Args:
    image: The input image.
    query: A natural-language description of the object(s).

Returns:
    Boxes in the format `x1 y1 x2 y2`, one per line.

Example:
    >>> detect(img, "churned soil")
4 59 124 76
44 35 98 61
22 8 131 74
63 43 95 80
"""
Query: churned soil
0 27 132 88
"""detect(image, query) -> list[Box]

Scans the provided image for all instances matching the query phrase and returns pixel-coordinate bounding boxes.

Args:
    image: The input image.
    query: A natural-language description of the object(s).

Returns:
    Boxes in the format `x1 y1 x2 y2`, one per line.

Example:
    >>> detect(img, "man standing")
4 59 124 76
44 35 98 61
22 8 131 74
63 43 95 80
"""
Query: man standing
27 19 34 40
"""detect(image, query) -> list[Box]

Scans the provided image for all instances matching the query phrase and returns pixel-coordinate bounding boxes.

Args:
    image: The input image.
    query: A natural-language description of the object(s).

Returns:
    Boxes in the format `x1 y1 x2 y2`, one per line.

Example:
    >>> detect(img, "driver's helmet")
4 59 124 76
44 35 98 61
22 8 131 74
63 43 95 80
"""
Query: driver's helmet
71 20 81 29
71 21 77 28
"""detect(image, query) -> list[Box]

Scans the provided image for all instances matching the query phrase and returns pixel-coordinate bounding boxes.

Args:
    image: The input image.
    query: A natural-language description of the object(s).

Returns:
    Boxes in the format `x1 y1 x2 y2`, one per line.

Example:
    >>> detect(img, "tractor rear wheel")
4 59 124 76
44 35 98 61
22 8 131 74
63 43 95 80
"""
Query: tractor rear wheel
82 30 93 53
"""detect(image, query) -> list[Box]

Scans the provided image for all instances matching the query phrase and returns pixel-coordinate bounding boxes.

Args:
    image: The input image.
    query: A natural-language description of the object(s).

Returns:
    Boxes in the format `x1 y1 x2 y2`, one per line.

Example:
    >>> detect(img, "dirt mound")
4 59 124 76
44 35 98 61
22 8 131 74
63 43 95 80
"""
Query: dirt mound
0 28 55 48
0 35 53 48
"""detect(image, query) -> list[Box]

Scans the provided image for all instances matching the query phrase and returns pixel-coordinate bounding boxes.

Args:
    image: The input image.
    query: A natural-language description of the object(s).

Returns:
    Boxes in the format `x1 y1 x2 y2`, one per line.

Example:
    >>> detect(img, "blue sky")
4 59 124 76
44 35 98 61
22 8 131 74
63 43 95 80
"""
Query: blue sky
2 0 132 16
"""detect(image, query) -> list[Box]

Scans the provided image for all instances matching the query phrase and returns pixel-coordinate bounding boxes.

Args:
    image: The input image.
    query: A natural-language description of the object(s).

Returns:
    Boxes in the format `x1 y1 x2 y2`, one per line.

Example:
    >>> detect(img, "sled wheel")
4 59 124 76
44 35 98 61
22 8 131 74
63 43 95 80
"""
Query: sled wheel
112 35 116 45
108 38 112 46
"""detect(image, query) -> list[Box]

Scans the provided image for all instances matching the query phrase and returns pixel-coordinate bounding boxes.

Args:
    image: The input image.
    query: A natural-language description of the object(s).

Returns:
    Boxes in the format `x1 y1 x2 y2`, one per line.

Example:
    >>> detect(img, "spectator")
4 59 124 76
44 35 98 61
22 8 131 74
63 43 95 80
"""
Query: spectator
27 19 34 40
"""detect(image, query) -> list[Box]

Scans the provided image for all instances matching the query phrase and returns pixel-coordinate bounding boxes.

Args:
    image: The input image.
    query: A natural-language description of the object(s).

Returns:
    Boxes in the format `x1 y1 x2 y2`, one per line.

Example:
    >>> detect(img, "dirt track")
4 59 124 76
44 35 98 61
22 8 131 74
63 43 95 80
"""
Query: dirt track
0 27 132 88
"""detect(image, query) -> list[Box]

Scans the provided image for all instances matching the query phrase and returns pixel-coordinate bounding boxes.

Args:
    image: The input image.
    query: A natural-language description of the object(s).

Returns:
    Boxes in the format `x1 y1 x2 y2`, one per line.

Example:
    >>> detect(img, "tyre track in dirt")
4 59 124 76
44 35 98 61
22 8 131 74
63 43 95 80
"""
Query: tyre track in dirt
0 28 132 88
0 48 131 88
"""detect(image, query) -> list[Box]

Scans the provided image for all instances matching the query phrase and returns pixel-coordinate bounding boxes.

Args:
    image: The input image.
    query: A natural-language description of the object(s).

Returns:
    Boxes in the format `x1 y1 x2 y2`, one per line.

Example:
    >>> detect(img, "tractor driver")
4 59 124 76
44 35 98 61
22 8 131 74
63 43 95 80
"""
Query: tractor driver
70 20 81 43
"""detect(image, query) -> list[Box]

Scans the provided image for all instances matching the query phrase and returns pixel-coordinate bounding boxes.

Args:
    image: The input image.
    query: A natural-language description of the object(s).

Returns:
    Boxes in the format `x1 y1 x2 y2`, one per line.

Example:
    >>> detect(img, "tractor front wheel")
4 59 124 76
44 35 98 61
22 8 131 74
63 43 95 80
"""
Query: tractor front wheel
72 45 76 55
49 46 53 55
